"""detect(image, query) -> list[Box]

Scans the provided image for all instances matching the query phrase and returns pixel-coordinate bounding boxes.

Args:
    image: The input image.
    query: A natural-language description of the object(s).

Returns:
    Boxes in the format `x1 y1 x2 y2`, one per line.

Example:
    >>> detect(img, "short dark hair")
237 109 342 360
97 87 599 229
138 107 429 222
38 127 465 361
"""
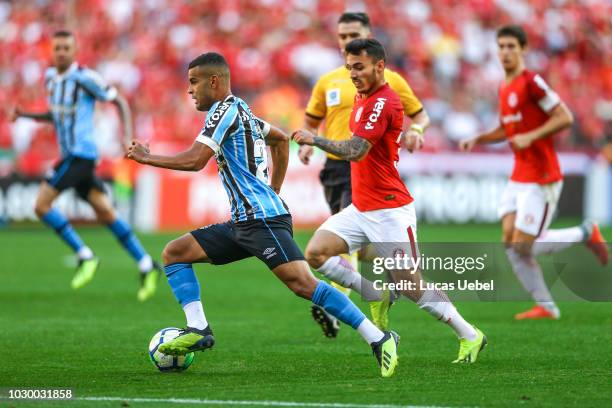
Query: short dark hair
338 12 370 27
188 52 229 71
345 38 386 63
53 30 74 38
497 25 528 48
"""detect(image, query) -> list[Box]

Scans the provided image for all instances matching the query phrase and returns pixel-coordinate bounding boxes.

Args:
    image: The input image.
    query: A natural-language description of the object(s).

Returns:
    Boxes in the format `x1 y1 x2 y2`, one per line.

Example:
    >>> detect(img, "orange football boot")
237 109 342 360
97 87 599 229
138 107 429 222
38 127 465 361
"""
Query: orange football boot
515 305 559 320
585 223 608 266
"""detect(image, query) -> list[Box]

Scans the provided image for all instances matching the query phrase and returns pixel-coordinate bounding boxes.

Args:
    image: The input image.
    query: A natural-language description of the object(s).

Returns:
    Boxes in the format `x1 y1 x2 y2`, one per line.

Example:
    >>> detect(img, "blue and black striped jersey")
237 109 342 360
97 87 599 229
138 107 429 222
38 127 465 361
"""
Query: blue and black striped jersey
45 62 117 159
195 95 289 222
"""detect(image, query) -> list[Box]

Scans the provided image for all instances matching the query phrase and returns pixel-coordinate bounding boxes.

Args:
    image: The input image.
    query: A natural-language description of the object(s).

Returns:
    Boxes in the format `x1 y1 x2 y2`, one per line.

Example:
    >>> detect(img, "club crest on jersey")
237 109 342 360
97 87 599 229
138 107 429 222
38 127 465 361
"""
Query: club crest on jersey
365 98 386 130
355 106 364 122
508 92 518 108
326 88 341 107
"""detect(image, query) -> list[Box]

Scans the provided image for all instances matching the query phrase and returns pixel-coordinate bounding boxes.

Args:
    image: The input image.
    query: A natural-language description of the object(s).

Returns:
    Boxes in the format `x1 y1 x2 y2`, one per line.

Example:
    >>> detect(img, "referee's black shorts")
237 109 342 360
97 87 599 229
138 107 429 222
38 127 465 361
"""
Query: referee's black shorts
45 156 106 200
319 158 351 215
190 214 305 270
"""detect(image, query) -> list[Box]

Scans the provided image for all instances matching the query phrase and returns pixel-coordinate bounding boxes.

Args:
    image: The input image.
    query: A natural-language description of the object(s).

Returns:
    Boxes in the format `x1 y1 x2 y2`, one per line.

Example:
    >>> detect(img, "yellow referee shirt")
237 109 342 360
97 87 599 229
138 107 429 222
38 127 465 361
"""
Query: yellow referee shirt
305 66 423 159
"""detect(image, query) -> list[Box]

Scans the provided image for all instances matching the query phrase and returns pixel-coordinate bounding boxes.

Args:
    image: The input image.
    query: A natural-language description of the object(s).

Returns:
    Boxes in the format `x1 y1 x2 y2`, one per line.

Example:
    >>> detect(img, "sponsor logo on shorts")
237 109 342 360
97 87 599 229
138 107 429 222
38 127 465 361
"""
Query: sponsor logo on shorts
524 214 535 225
263 247 277 259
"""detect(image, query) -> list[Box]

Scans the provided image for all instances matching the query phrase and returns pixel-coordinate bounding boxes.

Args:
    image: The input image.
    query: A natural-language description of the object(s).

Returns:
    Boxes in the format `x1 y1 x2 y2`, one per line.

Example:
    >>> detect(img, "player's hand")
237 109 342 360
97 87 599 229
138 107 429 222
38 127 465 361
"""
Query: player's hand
298 144 314 165
270 185 281 194
126 140 150 163
405 130 424 153
510 133 535 150
292 129 315 146
459 137 478 152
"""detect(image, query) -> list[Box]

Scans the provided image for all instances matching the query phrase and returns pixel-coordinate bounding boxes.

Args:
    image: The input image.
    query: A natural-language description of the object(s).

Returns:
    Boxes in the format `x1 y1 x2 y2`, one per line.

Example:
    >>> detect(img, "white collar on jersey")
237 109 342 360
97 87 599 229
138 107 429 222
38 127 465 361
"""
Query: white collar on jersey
54 62 79 80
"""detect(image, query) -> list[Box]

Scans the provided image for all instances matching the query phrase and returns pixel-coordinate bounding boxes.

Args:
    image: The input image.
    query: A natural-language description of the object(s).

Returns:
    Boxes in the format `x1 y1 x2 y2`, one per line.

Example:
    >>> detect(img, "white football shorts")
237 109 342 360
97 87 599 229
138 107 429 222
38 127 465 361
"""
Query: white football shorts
498 180 563 237
317 203 419 261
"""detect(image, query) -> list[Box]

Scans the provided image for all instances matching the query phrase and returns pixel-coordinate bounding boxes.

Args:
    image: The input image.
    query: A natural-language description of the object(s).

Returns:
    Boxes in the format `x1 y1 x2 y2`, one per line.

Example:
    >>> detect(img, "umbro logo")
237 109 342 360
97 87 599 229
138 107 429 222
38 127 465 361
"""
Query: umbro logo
263 247 277 259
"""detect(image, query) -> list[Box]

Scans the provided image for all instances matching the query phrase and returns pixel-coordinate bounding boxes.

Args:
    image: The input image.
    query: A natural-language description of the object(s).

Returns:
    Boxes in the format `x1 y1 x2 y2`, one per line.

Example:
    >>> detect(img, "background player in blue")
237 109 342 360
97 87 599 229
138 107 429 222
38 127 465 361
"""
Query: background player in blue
10 31 160 301
127 52 400 377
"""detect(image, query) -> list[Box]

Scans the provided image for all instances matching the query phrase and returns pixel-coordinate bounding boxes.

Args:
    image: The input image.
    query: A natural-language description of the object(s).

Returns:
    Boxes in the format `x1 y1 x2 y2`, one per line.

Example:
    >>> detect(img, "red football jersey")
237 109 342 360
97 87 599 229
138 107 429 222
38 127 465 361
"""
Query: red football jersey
499 70 563 184
349 83 413 211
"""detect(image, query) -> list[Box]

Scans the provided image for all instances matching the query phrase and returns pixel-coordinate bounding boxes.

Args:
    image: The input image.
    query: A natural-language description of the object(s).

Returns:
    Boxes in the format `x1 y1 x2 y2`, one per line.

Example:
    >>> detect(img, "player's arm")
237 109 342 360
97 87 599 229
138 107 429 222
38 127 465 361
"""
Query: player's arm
390 71 430 152
459 126 507 151
10 107 52 122
297 115 322 165
300 77 327 165
126 140 214 171
293 129 371 162
265 124 289 194
111 93 134 150
510 103 573 150
78 69 133 150
405 109 430 153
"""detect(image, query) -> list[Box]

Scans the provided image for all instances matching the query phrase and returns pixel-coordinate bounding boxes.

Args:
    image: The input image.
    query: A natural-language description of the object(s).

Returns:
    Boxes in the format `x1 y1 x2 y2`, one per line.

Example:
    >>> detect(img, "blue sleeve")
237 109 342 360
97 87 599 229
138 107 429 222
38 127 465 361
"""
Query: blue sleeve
195 101 239 153
76 69 118 101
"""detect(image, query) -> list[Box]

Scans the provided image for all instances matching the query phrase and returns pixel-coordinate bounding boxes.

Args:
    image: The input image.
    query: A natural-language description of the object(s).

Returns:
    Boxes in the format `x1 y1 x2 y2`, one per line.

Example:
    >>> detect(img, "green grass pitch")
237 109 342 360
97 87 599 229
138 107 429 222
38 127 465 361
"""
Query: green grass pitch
1 220 611 408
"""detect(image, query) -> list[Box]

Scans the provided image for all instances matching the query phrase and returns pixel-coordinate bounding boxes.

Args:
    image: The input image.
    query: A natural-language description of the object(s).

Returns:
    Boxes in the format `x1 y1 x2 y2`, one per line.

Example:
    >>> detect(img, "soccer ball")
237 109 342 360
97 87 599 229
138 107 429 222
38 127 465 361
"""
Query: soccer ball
148 327 195 372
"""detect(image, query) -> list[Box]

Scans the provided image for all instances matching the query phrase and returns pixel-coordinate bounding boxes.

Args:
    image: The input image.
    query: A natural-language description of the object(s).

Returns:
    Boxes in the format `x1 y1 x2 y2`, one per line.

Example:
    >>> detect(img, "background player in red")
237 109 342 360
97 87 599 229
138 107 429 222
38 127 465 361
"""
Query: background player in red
460 25 608 320
294 39 486 364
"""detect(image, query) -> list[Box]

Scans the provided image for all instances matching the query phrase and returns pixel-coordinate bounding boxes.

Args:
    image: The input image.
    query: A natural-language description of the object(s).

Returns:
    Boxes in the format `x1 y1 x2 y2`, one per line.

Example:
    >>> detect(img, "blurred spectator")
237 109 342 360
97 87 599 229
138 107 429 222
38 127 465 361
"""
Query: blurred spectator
0 0 610 177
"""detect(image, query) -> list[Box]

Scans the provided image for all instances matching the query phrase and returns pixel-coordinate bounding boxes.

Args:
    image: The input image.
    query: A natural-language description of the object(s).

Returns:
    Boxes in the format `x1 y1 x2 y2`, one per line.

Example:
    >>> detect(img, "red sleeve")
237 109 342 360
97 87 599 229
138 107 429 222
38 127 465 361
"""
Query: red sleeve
352 97 390 144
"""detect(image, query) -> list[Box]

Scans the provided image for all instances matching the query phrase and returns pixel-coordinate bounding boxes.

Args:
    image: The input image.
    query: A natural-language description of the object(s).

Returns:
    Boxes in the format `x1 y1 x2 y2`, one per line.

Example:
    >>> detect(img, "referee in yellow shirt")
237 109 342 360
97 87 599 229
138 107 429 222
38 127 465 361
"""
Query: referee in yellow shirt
299 12 430 338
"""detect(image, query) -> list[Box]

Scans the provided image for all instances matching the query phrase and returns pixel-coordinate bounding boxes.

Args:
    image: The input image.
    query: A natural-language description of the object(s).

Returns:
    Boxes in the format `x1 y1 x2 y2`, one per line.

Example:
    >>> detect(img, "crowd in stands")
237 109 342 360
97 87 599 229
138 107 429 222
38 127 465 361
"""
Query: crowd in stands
1 0 610 177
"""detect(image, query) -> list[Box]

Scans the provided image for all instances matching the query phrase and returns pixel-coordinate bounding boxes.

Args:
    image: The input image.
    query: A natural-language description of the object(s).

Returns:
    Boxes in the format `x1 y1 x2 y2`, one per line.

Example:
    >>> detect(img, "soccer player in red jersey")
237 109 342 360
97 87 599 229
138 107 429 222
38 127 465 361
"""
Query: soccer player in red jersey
460 25 608 320
294 39 487 364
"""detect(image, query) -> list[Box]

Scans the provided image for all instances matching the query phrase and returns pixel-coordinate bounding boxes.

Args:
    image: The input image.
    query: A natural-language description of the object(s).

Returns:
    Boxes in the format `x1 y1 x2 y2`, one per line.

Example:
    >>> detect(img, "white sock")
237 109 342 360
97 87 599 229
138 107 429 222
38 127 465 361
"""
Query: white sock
138 254 153 273
77 246 94 260
417 289 477 340
183 301 208 330
317 256 382 301
505 248 560 318
532 227 585 256
357 318 384 344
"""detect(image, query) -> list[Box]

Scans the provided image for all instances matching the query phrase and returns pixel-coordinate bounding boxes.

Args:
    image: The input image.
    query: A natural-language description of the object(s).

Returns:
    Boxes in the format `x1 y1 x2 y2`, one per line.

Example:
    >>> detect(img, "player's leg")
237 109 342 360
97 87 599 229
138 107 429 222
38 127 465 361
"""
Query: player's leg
325 180 353 296
364 204 486 363
35 182 92 258
305 209 384 302
309 181 344 337
157 233 216 355
505 184 560 320
37 157 98 288
272 260 399 377
159 222 252 355
240 214 398 377
86 186 161 301
528 181 604 259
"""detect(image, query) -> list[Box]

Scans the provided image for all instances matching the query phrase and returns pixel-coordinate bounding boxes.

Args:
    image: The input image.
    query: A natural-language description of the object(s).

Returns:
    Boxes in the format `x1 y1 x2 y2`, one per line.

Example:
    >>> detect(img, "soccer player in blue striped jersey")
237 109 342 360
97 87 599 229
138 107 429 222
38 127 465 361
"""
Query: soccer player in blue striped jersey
10 30 160 301
127 52 400 377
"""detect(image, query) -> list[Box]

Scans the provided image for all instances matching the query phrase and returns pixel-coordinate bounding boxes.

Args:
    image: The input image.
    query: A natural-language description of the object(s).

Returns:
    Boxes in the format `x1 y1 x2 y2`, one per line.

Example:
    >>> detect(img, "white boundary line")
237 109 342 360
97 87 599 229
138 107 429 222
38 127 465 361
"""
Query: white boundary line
75 396 453 408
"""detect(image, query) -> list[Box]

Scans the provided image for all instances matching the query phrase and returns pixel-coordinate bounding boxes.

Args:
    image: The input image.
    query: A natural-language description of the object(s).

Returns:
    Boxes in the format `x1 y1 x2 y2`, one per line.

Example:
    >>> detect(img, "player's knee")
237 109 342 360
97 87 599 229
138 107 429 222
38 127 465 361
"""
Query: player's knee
304 244 328 270
34 201 51 219
93 207 116 224
162 241 185 265
512 241 533 257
